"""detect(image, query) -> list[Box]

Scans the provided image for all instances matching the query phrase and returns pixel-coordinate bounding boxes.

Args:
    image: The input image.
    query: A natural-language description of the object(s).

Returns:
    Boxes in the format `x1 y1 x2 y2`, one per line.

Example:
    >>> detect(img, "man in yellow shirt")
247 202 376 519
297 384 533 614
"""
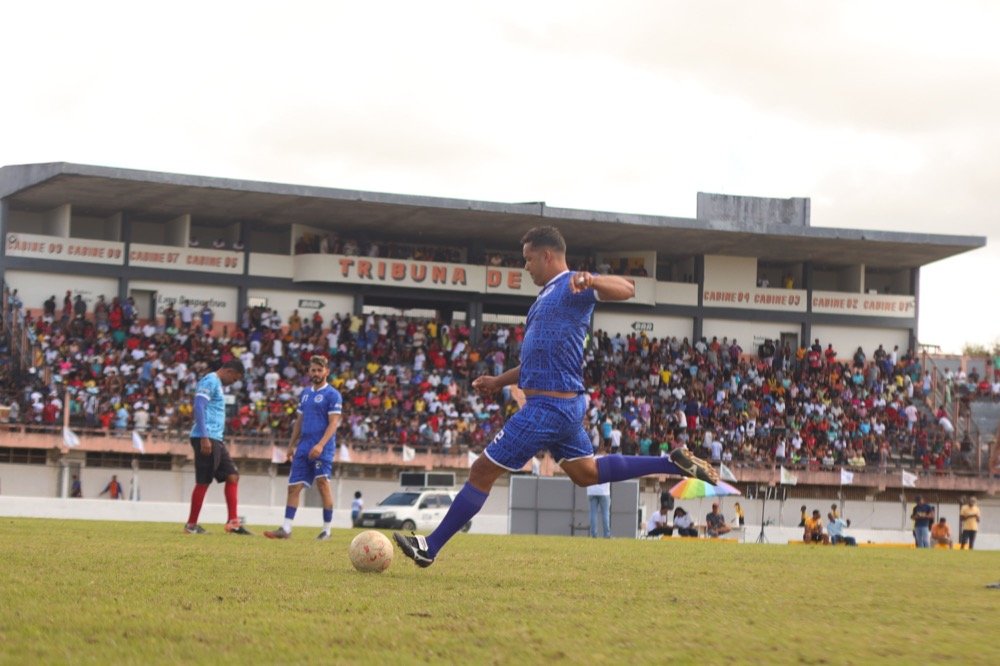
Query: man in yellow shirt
959 497 981 550
803 509 830 544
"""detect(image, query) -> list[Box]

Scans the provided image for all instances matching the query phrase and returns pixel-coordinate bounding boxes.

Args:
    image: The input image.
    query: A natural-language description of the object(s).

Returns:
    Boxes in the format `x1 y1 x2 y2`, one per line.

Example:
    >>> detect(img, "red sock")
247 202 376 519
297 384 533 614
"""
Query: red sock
187 484 209 525
224 481 238 523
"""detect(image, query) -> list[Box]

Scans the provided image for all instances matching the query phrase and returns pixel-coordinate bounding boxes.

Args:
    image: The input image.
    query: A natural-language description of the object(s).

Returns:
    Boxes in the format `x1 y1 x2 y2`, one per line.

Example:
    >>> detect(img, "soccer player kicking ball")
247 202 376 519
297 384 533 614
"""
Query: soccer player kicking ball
394 226 718 567
184 360 251 535
264 356 343 541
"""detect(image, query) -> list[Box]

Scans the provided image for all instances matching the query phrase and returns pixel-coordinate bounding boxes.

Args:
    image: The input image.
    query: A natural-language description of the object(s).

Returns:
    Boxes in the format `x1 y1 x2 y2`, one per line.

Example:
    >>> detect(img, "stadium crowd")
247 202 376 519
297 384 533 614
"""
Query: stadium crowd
0 288 980 473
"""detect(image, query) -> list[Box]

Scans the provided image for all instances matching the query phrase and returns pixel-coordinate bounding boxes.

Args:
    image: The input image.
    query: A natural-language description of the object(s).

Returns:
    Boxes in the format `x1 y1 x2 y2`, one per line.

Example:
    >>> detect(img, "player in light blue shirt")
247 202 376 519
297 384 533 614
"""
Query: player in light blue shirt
395 225 719 567
264 355 343 540
184 360 249 535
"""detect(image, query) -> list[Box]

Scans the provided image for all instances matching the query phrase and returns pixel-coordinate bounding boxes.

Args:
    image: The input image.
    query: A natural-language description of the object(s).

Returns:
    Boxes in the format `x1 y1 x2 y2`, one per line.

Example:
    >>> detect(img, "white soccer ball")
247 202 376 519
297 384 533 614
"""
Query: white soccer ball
348 530 393 573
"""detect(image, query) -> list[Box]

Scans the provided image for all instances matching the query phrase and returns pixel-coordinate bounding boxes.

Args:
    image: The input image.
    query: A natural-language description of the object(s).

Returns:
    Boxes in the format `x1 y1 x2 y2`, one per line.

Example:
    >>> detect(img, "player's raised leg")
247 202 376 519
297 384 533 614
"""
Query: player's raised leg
562 450 718 486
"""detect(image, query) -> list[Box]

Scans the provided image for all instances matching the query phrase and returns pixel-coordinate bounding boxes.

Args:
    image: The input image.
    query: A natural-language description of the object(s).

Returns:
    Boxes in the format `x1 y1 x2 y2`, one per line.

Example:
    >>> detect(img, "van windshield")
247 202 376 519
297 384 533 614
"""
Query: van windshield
378 492 421 507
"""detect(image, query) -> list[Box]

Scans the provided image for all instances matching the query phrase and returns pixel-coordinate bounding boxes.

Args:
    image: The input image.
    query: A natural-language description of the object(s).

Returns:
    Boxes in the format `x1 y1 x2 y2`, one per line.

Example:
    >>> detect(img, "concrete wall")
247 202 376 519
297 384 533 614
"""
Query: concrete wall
697 193 810 227
5 269 118 310
703 255 756 291
245 288 354 323
592 311 693 341
811 324 910 358
128 280 238 325
702 318 798 349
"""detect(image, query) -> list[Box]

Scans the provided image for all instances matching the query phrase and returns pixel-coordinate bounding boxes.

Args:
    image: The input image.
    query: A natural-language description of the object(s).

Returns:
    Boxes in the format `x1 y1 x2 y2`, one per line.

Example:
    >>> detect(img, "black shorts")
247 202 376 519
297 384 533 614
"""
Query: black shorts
190 437 238 484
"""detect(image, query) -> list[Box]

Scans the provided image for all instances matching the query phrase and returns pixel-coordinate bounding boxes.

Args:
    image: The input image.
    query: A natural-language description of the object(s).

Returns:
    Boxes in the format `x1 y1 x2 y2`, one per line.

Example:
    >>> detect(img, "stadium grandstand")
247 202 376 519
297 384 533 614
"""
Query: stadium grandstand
0 162 996 538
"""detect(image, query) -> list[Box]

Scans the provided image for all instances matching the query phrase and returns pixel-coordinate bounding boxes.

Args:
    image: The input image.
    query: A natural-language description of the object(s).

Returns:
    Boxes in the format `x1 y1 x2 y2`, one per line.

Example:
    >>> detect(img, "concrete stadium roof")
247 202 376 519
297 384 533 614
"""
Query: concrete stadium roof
0 162 985 269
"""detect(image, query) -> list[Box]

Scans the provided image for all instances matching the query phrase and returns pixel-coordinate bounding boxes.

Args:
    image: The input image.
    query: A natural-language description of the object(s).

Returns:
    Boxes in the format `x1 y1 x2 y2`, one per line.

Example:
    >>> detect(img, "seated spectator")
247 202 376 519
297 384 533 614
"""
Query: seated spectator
804 509 830 544
705 503 731 538
646 504 671 537
827 513 856 546
931 517 953 548
673 507 698 537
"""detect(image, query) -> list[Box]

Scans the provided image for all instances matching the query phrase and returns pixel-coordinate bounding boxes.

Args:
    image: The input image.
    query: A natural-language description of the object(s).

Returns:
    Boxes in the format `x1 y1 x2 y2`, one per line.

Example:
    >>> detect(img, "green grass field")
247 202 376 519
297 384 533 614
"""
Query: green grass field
1 518 999 665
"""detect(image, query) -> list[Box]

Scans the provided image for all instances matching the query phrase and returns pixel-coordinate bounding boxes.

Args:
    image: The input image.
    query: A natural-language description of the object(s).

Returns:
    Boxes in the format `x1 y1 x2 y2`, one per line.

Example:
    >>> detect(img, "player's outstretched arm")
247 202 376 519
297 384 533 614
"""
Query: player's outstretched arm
571 272 635 301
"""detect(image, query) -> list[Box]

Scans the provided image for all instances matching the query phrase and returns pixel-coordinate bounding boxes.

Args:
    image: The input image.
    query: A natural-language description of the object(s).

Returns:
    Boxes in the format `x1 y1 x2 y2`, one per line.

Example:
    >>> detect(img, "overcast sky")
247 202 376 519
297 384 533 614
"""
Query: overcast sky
2 1 997 352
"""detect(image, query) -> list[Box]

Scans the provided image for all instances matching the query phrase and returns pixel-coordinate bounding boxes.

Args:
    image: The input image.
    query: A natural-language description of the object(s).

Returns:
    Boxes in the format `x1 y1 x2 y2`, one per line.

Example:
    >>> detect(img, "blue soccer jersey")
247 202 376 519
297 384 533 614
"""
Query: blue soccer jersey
295 384 343 459
190 372 227 441
518 271 596 393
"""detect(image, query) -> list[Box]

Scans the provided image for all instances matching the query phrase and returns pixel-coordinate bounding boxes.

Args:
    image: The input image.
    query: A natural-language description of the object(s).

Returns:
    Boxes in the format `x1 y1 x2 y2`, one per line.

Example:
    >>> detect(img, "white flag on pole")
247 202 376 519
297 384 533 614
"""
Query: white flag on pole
62 426 80 448
131 430 145 454
271 446 287 464
901 470 918 488
468 451 479 467
402 445 416 462
339 444 352 463
719 463 738 483
780 466 798 486
840 468 854 485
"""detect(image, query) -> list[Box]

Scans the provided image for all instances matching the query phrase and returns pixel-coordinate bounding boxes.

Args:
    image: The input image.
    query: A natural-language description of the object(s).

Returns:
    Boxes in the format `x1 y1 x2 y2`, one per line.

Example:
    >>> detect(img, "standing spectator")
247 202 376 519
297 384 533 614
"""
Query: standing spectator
99 475 124 500
200 304 214 331
351 491 364 527
70 474 83 498
179 300 194 331
959 497 980 550
911 495 934 548
733 502 745 527
73 294 87 319
183 360 250 535
587 445 612 539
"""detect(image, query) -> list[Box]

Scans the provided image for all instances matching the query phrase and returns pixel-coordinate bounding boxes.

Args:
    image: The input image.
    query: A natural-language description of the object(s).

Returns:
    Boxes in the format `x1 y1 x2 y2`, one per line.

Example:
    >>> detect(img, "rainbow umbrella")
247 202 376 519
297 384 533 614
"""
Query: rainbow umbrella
668 477 741 499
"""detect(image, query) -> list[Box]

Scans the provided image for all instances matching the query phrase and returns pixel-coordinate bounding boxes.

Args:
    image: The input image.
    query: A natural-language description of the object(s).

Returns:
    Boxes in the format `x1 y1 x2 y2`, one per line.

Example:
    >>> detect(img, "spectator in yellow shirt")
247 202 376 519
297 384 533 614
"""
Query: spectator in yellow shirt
803 509 830 544
959 497 981 550
931 518 953 548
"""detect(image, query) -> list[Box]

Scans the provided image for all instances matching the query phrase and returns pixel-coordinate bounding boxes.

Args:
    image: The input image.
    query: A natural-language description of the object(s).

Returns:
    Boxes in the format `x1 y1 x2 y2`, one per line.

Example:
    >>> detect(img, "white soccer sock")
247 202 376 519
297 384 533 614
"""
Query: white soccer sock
282 518 294 533
322 521 332 533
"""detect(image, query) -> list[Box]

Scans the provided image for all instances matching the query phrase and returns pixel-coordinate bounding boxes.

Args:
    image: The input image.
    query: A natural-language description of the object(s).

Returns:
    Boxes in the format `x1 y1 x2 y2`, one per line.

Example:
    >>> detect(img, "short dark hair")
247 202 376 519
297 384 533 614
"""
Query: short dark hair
520 225 566 253
221 359 245 375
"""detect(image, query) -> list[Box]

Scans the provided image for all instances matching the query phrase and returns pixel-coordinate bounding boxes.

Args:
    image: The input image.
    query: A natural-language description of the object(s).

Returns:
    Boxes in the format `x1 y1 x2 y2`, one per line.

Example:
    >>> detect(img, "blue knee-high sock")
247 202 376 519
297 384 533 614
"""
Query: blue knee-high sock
425 482 488 558
322 508 333 523
284 505 297 520
596 454 684 484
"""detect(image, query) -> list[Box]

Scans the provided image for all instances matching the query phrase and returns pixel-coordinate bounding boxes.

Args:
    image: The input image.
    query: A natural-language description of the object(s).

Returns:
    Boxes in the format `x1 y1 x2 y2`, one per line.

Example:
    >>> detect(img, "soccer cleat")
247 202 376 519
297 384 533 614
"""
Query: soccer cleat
315 531 330 541
670 448 720 485
184 523 207 535
393 532 435 568
225 520 253 535
263 527 291 539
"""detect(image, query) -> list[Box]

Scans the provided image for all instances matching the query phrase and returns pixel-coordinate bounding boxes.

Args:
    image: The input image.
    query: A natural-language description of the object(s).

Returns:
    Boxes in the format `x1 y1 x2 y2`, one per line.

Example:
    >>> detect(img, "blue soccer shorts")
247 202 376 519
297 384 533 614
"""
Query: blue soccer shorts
289 453 333 487
484 394 593 470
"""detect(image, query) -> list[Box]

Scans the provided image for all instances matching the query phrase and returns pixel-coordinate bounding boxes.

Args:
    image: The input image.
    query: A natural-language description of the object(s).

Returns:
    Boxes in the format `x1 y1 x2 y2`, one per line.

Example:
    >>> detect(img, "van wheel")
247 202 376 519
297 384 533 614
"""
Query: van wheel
401 520 416 531
461 521 472 533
